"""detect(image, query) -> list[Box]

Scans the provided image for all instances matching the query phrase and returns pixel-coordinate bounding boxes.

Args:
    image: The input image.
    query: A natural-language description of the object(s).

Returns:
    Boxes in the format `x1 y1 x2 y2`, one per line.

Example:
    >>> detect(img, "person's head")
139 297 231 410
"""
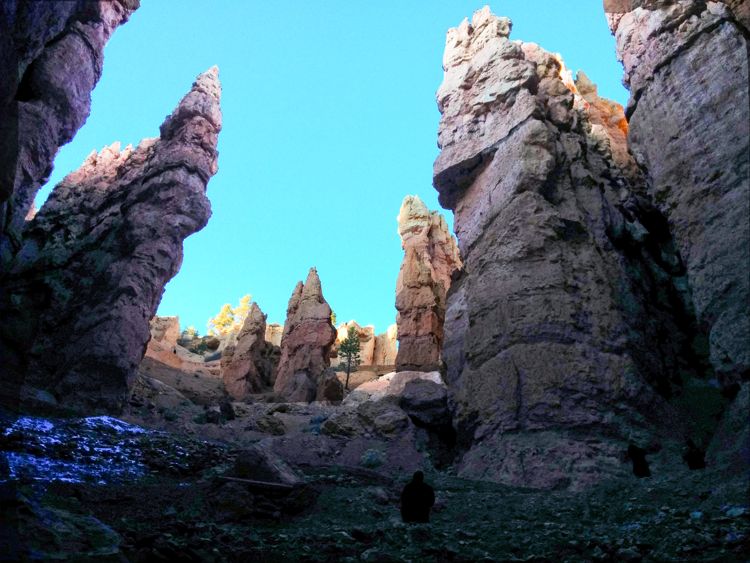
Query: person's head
686 438 697 449
412 470 424 483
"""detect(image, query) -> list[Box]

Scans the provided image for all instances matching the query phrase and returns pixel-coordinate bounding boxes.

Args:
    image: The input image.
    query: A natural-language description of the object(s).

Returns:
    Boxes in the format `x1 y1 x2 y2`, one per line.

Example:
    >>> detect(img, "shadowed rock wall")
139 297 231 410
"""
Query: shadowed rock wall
605 0 750 388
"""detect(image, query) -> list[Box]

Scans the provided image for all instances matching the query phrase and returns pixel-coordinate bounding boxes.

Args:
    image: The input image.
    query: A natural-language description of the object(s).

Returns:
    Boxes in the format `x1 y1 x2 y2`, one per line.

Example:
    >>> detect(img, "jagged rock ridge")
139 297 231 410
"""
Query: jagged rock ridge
395 195 461 372
1 67 222 413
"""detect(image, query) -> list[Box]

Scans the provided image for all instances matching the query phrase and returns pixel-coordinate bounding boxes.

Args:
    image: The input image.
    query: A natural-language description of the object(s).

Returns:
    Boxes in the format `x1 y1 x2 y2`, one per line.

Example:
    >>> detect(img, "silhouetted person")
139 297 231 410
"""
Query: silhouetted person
682 439 706 470
400 471 435 523
627 442 651 478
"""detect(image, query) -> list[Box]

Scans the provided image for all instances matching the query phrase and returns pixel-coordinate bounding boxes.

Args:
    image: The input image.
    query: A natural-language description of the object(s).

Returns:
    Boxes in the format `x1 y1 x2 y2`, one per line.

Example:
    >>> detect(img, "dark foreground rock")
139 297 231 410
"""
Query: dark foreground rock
1 411 747 561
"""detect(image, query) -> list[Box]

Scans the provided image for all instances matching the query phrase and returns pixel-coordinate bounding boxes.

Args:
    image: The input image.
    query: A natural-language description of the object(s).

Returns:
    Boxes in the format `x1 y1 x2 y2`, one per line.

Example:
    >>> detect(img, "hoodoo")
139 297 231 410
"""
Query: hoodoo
0 67 222 413
433 7 693 489
273 267 337 402
395 195 461 372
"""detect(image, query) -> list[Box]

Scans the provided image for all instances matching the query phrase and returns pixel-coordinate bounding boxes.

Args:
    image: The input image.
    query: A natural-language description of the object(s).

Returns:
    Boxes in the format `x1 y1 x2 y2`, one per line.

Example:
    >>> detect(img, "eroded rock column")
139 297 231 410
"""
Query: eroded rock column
433 7 689 489
273 267 336 402
395 195 461 372
1 67 222 413
222 302 278 399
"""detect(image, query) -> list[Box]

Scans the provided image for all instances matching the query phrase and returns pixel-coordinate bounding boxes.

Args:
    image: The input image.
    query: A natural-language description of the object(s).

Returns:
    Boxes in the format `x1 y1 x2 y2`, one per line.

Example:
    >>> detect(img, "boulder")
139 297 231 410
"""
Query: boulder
316 369 344 404
1 67 222 413
399 379 450 429
395 195 461 372
605 0 750 389
231 443 303 487
344 371 443 405
273 268 336 402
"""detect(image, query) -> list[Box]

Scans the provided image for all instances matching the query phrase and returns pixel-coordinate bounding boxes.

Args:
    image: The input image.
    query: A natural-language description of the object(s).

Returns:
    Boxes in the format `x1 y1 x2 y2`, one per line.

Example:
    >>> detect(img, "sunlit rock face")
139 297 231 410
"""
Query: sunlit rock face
335 321 376 364
0 68 222 413
606 0 750 388
145 316 182 369
222 302 279 399
395 195 461 372
264 323 283 347
373 323 398 366
433 7 692 489
274 268 337 402
0 0 140 266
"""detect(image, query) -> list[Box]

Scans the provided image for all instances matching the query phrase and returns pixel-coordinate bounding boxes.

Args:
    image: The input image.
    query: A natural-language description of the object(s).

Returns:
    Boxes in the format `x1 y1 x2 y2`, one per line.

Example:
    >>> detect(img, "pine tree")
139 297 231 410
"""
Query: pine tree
338 326 361 390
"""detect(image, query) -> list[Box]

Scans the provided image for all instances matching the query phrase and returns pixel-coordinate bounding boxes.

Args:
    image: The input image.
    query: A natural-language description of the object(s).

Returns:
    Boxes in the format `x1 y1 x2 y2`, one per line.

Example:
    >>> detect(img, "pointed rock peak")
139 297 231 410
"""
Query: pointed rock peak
160 66 222 139
248 301 264 321
444 6 511 70
302 267 324 301
398 195 433 242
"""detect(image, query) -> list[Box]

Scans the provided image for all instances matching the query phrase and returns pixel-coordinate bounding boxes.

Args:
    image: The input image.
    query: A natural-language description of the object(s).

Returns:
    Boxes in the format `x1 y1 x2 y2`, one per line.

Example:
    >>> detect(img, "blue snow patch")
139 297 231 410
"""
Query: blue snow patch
81 416 148 434
1 414 153 484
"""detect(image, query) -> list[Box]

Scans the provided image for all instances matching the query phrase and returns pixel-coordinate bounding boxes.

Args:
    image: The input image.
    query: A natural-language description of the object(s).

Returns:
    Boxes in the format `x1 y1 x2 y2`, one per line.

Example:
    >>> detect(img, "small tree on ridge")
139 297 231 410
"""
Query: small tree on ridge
338 326 361 391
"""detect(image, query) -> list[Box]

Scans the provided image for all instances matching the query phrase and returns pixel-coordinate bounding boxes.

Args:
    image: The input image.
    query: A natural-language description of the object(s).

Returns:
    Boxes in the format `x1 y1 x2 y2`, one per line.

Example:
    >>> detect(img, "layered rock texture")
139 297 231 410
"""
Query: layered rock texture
221 302 280 399
0 0 139 266
0 68 222 412
395 195 461 372
605 0 750 388
273 268 337 402
433 7 700 488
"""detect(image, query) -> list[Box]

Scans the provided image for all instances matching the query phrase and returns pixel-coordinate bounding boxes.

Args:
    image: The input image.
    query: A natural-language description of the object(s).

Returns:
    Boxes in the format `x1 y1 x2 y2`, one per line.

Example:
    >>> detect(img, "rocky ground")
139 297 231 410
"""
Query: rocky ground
1 402 747 562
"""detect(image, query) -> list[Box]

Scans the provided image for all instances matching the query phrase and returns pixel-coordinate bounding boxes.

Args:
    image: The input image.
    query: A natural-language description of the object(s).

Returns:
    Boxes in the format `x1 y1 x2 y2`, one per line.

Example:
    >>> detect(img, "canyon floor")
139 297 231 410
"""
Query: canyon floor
2 364 747 562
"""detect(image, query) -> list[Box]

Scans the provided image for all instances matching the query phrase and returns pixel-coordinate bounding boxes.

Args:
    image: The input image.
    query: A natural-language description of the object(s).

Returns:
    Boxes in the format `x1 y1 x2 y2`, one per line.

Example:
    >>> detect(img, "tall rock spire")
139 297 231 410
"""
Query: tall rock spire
395 195 461 372
273 267 337 402
433 7 692 489
0 67 222 413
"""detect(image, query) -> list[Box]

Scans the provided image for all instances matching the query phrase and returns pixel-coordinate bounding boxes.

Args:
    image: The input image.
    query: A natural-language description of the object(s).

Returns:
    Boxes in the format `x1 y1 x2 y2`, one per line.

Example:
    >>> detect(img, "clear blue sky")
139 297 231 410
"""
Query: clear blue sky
37 1 627 334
